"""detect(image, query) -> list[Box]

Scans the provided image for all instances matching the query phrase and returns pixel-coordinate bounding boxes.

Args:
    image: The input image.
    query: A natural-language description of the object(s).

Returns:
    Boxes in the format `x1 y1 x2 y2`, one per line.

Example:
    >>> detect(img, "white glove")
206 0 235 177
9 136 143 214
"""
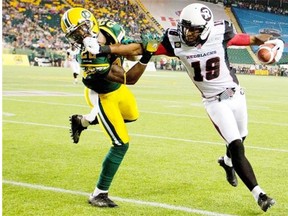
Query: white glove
264 39 284 62
83 36 100 55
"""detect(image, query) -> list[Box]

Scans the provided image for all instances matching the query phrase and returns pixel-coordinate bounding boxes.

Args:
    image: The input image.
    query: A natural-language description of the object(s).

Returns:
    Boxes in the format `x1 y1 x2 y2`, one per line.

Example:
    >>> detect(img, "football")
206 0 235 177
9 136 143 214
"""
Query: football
256 43 277 64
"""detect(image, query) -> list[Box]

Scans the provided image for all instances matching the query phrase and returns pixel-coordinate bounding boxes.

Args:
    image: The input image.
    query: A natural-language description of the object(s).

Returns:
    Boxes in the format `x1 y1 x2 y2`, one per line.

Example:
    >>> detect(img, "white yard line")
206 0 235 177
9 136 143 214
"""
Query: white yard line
2 180 236 216
3 120 288 153
2 112 15 116
3 98 288 126
2 90 81 97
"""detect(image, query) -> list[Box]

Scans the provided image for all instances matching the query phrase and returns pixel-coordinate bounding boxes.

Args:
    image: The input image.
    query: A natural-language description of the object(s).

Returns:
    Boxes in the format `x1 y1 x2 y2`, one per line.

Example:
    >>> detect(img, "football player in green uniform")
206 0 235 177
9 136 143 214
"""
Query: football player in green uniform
61 8 161 207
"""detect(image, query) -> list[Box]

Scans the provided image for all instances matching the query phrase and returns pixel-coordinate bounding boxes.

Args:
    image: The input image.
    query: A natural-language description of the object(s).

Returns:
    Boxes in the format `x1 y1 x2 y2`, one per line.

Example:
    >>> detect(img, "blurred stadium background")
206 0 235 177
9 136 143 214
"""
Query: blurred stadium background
2 0 288 76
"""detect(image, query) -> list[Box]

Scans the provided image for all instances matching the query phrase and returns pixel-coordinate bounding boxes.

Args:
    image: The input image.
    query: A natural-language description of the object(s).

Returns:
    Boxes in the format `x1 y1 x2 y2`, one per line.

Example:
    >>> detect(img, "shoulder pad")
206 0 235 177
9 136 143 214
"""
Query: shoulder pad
99 19 125 43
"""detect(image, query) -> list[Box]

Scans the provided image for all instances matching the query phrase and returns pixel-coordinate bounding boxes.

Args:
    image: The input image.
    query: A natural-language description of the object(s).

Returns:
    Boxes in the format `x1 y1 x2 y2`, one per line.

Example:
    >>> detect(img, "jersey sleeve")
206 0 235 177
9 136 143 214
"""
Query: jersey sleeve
221 20 251 46
227 33 251 46
223 20 236 43
99 19 126 44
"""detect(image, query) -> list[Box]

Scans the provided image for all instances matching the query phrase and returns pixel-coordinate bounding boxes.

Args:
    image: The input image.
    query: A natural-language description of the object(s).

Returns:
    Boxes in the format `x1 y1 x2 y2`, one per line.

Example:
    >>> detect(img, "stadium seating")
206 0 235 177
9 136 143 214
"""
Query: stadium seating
64 0 82 7
227 48 255 65
232 6 288 64
3 0 287 67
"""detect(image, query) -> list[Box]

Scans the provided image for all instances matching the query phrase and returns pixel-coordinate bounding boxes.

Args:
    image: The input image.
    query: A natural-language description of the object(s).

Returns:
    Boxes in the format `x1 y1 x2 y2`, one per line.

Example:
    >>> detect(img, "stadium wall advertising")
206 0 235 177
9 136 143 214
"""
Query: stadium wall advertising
232 7 288 53
3 54 30 66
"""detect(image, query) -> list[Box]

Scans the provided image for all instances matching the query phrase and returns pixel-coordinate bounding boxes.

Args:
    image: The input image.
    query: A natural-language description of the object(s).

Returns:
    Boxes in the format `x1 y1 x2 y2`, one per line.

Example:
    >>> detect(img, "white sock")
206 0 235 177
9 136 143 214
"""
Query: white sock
93 187 108 197
83 107 98 122
81 117 90 127
224 155 233 167
251 185 265 201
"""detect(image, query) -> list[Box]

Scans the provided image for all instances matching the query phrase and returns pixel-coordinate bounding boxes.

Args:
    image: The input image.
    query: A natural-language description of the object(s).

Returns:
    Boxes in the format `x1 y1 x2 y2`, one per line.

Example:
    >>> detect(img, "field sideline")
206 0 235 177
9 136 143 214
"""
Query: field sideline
2 65 288 216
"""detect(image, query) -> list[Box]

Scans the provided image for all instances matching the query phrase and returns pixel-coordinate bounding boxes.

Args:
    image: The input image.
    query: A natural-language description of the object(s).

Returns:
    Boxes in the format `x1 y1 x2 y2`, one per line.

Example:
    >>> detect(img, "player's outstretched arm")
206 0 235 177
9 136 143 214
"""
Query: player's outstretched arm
106 34 163 85
106 43 143 56
228 33 284 63
83 36 143 55
106 63 148 85
250 34 273 45
83 33 163 57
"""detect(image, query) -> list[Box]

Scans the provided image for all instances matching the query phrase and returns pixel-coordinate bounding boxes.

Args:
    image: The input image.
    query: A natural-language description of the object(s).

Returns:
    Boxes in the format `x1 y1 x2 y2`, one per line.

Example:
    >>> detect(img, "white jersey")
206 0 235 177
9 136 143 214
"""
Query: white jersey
163 20 239 98
64 47 80 74
160 20 248 143
66 47 80 62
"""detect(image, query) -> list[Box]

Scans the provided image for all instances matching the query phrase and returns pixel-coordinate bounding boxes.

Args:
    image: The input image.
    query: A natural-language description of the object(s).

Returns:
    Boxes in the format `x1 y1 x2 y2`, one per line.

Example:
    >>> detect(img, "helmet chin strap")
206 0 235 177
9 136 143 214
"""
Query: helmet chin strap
199 23 210 41
198 37 209 47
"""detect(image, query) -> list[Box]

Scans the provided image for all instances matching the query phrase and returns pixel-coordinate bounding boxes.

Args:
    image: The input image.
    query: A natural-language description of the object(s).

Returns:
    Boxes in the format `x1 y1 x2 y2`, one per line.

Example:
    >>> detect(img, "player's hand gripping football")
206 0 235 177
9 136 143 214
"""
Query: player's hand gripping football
141 33 163 54
83 36 100 55
264 38 284 62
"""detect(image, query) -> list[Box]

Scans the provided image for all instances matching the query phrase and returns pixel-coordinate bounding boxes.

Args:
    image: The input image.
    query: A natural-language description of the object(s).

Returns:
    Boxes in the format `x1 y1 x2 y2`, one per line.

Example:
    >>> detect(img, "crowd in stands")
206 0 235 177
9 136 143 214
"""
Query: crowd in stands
234 64 288 76
225 0 288 15
3 0 287 69
2 0 159 62
86 0 157 37
2 0 69 59
156 57 185 71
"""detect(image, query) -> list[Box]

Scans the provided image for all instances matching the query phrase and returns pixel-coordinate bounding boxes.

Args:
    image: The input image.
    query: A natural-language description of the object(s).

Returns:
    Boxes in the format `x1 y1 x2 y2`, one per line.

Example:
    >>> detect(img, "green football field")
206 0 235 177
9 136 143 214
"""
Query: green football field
2 65 288 216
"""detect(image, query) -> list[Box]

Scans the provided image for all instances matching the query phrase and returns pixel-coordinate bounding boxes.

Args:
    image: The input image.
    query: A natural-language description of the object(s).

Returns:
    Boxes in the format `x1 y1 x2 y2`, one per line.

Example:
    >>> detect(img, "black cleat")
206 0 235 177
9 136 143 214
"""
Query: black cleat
218 156 238 187
69 115 87 144
258 193 275 212
88 193 118 208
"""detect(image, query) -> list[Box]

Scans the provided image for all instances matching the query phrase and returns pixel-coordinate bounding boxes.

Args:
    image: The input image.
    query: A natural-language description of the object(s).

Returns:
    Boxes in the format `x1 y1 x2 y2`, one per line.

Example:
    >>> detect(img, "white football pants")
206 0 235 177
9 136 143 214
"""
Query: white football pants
203 87 248 145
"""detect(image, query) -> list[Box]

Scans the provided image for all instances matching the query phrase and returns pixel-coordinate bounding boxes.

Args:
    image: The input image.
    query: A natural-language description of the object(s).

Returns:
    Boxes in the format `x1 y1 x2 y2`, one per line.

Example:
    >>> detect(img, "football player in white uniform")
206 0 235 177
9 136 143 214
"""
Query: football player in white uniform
151 3 283 212
64 43 81 84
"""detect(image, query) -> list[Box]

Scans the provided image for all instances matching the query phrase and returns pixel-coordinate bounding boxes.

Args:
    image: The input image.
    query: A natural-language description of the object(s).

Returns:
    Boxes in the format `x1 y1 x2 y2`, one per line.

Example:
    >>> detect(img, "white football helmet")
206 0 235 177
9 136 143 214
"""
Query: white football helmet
177 3 214 46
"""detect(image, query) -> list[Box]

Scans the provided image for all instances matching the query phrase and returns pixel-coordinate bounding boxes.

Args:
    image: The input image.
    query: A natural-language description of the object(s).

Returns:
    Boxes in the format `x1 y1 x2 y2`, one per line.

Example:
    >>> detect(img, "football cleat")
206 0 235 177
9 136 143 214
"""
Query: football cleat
218 156 238 187
69 115 87 144
258 193 275 212
88 193 118 208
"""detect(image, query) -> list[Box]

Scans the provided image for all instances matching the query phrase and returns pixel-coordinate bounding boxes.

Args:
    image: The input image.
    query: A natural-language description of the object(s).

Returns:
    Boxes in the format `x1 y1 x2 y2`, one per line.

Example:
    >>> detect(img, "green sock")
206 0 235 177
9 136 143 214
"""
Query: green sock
97 144 129 190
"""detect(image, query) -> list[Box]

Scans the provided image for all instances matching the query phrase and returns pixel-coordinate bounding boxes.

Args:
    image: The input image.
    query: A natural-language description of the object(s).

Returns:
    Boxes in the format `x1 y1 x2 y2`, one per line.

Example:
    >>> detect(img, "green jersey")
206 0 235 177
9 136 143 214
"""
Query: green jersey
80 19 133 94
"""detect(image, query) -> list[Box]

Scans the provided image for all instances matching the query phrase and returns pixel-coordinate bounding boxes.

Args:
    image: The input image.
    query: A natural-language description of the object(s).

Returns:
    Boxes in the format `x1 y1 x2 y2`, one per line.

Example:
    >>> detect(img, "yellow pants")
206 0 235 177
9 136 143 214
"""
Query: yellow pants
85 85 139 145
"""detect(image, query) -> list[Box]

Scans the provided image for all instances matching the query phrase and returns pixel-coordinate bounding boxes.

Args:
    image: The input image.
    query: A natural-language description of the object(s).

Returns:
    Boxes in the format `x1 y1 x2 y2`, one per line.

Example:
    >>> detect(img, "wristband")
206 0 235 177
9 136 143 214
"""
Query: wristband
99 45 111 54
139 52 152 64
139 61 147 66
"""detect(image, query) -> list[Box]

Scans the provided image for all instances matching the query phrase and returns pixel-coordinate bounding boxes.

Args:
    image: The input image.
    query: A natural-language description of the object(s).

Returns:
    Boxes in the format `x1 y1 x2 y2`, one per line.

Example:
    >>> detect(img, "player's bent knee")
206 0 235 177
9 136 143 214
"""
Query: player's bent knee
112 143 129 155
228 139 245 159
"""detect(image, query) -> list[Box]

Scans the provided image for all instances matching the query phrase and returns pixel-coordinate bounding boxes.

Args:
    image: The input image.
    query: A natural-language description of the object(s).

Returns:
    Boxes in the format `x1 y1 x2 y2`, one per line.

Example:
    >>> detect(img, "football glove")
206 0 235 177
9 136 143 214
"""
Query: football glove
264 38 284 62
83 36 100 55
141 33 163 54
